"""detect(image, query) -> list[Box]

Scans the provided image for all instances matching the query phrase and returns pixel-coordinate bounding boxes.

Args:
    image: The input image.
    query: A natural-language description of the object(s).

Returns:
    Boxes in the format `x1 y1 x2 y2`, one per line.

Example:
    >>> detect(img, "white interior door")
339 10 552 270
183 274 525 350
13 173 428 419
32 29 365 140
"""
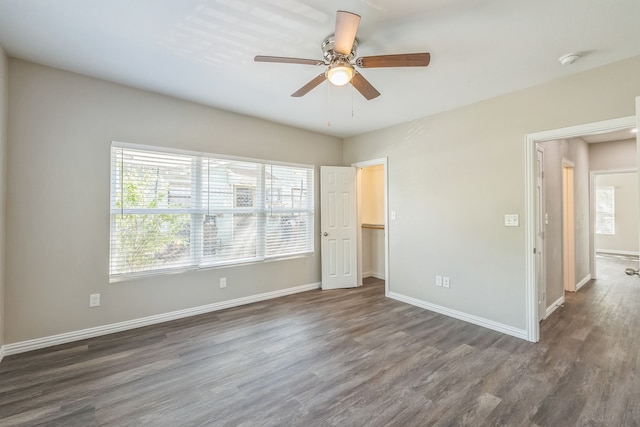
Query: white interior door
536 145 546 320
321 166 357 289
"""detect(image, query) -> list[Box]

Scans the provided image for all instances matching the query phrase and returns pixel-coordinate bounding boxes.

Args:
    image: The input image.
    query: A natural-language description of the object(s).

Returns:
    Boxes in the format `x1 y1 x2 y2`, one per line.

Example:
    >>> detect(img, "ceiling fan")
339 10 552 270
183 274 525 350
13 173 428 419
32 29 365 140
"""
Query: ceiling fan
254 10 431 100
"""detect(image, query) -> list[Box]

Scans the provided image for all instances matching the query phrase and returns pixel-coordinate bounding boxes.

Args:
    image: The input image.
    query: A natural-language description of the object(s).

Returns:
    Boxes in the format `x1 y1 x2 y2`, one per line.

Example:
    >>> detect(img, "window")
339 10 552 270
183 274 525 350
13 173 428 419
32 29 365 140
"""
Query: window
595 186 615 235
110 143 314 278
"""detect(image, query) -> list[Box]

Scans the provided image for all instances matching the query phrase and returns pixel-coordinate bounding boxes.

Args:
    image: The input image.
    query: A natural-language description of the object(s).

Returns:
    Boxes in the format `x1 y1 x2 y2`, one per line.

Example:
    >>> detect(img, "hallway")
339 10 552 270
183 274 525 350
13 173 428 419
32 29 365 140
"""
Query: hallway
536 253 640 424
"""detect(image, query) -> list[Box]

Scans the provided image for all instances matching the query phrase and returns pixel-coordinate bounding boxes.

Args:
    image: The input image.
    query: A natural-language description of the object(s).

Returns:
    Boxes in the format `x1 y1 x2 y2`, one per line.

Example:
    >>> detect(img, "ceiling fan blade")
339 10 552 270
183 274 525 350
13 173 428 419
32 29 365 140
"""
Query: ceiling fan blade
334 11 361 56
291 74 327 97
356 52 431 68
351 72 380 100
255 55 325 66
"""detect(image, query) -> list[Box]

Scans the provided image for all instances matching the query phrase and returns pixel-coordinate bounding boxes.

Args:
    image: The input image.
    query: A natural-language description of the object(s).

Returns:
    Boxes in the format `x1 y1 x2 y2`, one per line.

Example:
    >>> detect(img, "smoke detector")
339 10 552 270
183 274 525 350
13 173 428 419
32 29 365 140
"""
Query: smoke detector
559 52 581 66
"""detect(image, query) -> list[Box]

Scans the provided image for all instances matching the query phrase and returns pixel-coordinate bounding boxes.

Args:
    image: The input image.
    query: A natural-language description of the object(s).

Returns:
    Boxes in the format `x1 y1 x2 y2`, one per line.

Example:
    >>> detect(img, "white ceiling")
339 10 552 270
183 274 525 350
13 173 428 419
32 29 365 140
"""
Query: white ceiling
1 0 639 138
581 128 637 144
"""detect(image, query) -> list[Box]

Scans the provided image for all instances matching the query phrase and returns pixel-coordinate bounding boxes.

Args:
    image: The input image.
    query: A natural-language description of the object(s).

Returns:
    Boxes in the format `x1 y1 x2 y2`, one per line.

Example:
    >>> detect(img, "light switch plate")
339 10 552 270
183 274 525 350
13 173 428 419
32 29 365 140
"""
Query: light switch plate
504 214 519 227
89 293 100 307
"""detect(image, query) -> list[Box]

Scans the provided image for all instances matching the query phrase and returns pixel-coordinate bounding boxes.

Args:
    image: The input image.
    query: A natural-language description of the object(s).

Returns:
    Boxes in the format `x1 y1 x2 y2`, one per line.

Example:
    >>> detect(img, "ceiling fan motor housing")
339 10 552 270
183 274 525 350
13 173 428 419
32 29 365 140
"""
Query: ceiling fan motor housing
322 35 358 63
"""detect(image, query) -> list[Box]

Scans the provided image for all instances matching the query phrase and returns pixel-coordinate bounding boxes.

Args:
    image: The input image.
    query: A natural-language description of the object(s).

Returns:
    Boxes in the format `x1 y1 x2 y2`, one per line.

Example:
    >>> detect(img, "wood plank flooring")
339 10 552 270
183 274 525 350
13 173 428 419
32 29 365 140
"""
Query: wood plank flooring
1 255 639 426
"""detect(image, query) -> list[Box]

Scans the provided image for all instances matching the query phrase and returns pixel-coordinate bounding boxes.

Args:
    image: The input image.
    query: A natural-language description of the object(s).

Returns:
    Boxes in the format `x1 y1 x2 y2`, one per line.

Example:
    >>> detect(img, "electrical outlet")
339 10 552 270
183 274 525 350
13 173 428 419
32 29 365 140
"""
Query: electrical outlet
443 277 450 289
220 277 227 288
436 275 443 287
89 293 100 307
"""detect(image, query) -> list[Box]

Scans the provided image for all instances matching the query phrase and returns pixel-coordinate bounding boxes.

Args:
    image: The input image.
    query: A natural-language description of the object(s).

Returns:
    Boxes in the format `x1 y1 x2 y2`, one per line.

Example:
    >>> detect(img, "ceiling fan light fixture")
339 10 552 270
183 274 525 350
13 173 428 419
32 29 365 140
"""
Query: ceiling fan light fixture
326 60 354 86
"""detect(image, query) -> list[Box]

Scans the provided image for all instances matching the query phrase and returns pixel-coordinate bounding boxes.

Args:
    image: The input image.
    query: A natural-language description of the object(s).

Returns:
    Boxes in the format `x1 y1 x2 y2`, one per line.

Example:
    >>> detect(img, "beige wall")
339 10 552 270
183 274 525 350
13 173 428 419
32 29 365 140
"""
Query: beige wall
570 138 591 287
595 172 639 254
590 139 637 171
5 59 342 344
362 228 385 279
0 46 7 353
344 56 640 331
361 165 384 225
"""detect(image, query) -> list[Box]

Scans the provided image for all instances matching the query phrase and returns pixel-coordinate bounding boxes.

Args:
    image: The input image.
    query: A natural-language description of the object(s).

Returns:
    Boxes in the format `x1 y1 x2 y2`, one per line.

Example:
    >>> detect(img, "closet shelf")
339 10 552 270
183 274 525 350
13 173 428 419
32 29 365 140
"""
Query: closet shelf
362 223 384 230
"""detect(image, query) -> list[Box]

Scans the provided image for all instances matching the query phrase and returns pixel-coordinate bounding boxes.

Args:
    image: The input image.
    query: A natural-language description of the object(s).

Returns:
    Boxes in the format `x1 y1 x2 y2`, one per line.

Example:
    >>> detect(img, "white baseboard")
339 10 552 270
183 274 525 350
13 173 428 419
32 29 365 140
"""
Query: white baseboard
576 274 591 291
363 271 385 280
387 292 528 341
3 282 320 357
545 295 565 318
596 249 640 257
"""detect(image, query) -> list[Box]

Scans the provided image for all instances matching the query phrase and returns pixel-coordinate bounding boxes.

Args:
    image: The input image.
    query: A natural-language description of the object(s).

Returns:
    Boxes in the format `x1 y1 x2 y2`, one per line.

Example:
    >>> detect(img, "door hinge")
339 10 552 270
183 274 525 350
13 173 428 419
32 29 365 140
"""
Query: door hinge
533 247 537 254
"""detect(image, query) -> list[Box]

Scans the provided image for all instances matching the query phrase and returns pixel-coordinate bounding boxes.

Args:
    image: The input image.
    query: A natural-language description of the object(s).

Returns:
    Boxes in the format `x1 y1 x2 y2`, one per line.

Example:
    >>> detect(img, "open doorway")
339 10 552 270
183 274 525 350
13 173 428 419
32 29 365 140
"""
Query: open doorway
534 140 588 322
353 158 389 296
525 115 637 342
590 135 640 285
537 132 636 321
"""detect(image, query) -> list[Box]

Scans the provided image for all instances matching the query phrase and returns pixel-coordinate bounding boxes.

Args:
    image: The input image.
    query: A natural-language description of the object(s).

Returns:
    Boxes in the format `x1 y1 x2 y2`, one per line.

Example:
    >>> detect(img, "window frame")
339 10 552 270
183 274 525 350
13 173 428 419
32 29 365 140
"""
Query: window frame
110 141 315 280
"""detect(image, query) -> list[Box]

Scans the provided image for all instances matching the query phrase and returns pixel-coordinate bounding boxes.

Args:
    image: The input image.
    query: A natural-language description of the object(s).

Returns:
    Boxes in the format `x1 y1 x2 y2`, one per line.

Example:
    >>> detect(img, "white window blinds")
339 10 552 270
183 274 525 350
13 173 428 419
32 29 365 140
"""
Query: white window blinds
110 143 314 278
265 165 314 258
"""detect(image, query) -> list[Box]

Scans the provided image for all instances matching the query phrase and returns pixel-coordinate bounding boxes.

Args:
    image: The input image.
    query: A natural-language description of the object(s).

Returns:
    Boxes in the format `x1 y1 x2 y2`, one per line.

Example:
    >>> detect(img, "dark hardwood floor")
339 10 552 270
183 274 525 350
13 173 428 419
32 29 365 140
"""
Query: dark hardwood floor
1 255 640 426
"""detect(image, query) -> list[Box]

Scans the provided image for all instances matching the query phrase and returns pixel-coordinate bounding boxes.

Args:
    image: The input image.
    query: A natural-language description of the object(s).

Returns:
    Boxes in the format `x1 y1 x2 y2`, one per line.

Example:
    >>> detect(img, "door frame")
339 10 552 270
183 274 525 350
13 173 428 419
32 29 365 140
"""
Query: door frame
524 115 636 342
352 157 389 296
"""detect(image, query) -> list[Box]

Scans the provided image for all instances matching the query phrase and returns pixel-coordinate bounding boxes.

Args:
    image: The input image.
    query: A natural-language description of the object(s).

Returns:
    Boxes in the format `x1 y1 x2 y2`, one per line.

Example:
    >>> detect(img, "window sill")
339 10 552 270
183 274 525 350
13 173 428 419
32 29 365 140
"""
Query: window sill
109 252 314 284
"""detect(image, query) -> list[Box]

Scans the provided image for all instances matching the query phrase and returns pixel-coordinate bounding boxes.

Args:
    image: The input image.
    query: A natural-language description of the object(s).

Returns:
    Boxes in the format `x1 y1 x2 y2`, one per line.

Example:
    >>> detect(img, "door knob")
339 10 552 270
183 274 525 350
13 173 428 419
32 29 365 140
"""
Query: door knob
323 232 328 236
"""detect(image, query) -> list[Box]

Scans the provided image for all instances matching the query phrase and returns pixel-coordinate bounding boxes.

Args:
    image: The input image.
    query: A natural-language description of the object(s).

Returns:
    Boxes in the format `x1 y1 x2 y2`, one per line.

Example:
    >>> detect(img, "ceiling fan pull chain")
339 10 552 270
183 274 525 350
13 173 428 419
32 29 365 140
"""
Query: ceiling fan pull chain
352 84 355 117
327 82 332 127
